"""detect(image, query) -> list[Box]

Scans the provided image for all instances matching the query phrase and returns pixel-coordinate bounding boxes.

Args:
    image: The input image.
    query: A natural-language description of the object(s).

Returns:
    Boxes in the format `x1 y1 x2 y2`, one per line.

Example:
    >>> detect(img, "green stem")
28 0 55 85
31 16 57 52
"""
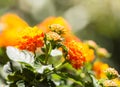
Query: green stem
45 54 49 64
68 78 84 87
55 60 66 69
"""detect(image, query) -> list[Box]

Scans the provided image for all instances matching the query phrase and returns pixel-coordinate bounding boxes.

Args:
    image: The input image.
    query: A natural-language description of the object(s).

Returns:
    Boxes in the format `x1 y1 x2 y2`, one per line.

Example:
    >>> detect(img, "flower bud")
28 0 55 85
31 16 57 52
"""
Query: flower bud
46 31 61 41
105 68 119 79
49 24 65 35
97 48 110 58
84 40 98 49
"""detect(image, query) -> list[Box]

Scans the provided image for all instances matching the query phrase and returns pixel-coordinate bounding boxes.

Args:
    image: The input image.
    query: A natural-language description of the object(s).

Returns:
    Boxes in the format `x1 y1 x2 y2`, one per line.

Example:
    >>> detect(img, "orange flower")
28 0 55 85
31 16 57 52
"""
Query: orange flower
64 33 81 42
0 13 28 46
2 26 44 52
93 61 109 79
0 13 44 52
17 27 44 52
64 40 94 69
37 17 56 33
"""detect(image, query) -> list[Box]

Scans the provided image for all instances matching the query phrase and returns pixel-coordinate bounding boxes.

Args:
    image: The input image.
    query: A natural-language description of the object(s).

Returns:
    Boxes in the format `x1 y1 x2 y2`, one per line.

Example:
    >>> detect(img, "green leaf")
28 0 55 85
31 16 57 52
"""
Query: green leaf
22 68 35 82
7 71 23 82
7 68 35 83
56 71 84 86
20 62 35 71
35 54 46 64
90 75 99 87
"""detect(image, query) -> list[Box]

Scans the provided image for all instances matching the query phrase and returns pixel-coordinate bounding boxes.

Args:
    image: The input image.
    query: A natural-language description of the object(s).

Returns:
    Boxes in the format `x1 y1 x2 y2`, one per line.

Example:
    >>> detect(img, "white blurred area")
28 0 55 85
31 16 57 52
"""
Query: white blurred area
18 0 55 21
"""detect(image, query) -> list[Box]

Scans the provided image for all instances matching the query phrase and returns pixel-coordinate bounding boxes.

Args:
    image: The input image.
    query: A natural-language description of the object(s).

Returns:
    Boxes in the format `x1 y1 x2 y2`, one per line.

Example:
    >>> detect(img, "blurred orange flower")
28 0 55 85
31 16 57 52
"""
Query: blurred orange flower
0 13 28 46
37 17 71 33
64 40 94 69
0 13 44 52
93 61 109 79
37 16 81 42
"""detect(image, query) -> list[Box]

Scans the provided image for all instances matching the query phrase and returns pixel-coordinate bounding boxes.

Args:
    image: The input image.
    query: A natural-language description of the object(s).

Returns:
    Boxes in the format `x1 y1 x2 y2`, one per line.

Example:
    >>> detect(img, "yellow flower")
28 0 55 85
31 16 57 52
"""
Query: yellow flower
64 40 94 69
93 61 109 79
113 79 120 87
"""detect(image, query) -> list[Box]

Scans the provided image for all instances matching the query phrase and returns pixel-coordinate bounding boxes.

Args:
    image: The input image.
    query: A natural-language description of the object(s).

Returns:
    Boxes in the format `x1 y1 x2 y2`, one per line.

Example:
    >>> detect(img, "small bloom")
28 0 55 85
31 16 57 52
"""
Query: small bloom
46 31 61 41
105 68 119 79
49 24 65 35
64 40 94 69
93 61 109 79
103 80 117 87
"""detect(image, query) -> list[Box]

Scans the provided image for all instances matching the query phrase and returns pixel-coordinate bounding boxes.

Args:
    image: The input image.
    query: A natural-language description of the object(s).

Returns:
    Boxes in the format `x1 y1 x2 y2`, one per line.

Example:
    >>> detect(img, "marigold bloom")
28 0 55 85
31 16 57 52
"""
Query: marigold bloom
93 61 109 79
0 13 28 46
64 40 94 69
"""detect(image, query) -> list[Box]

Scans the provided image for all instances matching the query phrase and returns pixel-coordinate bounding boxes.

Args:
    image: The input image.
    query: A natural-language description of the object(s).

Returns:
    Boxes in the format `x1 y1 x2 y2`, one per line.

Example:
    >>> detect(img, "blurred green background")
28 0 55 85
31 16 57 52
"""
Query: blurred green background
0 0 120 72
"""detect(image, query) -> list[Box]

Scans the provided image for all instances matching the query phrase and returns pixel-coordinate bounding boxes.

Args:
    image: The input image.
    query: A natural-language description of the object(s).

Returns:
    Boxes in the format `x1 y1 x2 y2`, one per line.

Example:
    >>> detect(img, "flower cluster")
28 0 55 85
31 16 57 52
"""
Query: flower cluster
0 13 119 87
64 40 94 69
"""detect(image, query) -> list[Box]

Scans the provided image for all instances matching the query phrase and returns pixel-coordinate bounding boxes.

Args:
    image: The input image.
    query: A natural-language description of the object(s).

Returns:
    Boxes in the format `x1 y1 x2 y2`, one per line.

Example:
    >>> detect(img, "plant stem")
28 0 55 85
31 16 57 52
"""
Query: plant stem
45 54 49 64
55 60 66 69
